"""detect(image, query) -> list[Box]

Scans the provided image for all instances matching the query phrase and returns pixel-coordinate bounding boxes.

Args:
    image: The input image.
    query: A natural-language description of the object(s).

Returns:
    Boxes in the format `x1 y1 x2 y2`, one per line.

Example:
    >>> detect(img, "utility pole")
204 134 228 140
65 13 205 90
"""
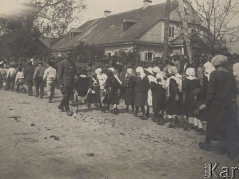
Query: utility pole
163 0 170 58
178 0 193 63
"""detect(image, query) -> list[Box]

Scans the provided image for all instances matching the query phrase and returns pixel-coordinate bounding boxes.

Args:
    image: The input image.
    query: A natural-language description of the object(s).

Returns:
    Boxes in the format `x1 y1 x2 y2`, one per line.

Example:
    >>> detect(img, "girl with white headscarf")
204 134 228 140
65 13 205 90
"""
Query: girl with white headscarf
134 66 150 120
183 68 201 131
95 68 108 102
145 67 155 117
150 72 166 125
102 69 121 114
165 66 184 128
124 68 135 112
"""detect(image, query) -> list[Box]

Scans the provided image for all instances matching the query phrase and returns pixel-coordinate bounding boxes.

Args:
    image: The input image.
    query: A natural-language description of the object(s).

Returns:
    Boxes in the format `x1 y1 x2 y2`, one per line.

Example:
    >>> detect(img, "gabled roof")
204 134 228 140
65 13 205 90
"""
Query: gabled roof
38 36 59 48
51 1 179 51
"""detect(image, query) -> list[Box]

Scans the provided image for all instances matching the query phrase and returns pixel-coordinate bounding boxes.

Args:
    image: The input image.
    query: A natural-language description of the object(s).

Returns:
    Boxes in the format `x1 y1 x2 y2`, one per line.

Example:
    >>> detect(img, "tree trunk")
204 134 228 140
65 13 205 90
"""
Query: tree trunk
178 0 193 63
163 0 170 58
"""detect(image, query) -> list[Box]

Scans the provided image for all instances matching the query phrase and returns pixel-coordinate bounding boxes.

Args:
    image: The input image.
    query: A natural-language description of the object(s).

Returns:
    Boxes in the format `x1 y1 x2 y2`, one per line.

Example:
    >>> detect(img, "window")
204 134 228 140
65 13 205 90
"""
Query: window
145 52 153 61
169 26 175 38
191 28 196 34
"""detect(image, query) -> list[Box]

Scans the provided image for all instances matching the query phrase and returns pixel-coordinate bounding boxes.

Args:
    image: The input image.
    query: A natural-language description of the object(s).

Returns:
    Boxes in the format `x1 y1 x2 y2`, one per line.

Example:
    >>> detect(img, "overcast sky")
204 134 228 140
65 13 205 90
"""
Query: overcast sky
0 0 238 53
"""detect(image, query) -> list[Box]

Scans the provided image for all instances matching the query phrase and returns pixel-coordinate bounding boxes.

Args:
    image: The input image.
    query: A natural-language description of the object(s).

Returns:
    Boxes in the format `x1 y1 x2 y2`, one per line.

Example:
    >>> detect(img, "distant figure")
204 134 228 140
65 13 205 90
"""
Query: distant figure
15 67 25 93
6 63 17 92
43 60 57 103
24 60 35 96
33 61 45 98
150 72 166 125
0 63 6 90
86 72 102 109
124 68 135 112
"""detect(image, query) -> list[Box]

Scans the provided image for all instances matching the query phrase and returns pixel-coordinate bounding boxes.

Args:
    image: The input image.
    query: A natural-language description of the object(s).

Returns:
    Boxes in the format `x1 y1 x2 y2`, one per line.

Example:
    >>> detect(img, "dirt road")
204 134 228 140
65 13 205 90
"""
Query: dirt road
0 89 238 179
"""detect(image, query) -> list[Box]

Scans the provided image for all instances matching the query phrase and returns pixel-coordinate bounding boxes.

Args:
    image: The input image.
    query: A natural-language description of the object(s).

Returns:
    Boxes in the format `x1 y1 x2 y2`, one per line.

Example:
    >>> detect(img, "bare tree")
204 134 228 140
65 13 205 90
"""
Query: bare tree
193 0 239 54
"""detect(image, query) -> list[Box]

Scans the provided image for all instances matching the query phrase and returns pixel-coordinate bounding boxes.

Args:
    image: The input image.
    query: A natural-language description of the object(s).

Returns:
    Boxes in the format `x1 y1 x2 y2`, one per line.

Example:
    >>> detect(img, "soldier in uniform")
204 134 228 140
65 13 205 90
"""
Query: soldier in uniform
57 50 76 116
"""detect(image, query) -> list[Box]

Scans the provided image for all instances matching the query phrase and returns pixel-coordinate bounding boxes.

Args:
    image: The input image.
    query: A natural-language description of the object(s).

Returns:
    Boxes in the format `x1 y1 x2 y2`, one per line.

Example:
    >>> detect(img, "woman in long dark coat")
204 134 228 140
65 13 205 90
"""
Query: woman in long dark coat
86 72 101 109
183 68 201 130
102 69 121 114
134 67 150 120
151 72 166 125
124 68 135 112
198 55 239 160
165 66 184 128
194 61 215 119
76 68 89 103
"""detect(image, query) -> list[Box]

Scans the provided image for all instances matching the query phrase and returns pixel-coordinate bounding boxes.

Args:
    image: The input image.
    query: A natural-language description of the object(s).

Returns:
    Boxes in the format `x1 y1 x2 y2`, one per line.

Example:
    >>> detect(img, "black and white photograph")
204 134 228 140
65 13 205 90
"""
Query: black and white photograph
0 0 239 178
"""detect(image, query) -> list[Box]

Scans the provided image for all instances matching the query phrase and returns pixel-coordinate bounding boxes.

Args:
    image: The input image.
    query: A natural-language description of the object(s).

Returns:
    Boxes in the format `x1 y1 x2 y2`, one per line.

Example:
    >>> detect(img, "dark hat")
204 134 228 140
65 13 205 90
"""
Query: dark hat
47 60 54 66
184 55 189 59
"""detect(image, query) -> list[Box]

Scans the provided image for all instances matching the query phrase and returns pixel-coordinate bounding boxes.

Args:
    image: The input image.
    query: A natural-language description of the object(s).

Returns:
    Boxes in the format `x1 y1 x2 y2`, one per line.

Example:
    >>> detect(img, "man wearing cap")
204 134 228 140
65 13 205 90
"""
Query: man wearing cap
33 61 45 98
24 60 35 96
0 62 6 90
57 50 76 116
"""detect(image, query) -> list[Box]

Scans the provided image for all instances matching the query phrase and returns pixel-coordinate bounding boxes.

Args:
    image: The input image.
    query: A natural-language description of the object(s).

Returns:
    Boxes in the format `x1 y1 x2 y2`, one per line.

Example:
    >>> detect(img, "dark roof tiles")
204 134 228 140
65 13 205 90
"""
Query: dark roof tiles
52 1 179 50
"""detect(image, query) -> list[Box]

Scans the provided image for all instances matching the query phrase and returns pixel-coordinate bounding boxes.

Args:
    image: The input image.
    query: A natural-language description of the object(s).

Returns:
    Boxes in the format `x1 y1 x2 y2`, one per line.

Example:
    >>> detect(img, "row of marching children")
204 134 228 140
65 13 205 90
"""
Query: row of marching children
79 64 205 131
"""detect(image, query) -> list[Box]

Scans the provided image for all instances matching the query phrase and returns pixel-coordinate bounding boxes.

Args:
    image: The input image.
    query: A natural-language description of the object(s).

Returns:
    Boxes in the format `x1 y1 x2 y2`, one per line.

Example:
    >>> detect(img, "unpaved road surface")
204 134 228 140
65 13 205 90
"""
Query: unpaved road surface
0 89 238 179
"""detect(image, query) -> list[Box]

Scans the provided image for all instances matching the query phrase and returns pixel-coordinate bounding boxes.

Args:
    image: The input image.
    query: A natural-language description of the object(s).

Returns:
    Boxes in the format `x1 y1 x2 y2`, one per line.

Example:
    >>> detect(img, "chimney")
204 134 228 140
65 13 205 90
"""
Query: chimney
143 0 152 9
104 10 111 17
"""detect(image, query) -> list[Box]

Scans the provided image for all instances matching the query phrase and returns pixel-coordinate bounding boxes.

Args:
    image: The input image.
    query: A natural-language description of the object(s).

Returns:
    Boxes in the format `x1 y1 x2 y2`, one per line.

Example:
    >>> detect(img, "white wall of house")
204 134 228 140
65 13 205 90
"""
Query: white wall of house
104 44 134 56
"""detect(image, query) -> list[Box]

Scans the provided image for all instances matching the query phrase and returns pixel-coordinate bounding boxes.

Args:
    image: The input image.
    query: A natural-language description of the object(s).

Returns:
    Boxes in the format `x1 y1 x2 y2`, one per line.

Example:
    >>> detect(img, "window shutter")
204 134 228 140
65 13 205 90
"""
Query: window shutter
172 27 174 37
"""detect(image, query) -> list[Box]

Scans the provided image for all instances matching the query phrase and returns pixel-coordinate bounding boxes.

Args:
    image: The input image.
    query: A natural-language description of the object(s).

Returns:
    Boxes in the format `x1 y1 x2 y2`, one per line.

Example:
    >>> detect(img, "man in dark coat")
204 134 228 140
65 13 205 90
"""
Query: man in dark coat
33 61 45 98
57 50 76 116
198 55 239 160
180 56 194 75
24 60 35 96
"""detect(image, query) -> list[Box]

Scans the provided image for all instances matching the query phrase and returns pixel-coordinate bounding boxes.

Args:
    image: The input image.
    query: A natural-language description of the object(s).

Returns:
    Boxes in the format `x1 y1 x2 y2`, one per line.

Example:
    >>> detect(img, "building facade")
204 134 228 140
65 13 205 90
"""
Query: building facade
51 0 215 61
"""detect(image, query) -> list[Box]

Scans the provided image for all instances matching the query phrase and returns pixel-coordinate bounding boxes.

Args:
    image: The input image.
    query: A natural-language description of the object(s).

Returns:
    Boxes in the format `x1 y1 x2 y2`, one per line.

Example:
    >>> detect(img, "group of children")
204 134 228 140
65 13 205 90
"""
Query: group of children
74 62 209 133
0 60 57 103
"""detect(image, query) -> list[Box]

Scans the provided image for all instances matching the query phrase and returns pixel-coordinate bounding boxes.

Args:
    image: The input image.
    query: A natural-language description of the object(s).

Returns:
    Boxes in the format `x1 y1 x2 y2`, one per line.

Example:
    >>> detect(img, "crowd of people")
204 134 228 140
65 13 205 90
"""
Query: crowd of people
0 50 239 160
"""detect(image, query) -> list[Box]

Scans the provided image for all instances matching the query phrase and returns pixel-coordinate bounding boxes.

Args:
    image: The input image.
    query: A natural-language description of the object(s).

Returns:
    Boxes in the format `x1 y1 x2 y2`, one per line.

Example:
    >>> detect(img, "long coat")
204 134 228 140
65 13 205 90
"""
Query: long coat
151 82 166 113
57 59 76 87
204 69 238 141
102 77 120 105
23 65 34 82
124 76 135 106
87 77 101 104
183 78 201 117
76 76 89 96
165 78 184 115
133 77 150 107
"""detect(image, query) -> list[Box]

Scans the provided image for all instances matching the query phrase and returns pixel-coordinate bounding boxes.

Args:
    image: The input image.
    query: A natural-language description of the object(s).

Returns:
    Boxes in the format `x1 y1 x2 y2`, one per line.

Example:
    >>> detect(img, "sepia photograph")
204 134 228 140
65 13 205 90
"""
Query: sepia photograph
0 0 239 178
